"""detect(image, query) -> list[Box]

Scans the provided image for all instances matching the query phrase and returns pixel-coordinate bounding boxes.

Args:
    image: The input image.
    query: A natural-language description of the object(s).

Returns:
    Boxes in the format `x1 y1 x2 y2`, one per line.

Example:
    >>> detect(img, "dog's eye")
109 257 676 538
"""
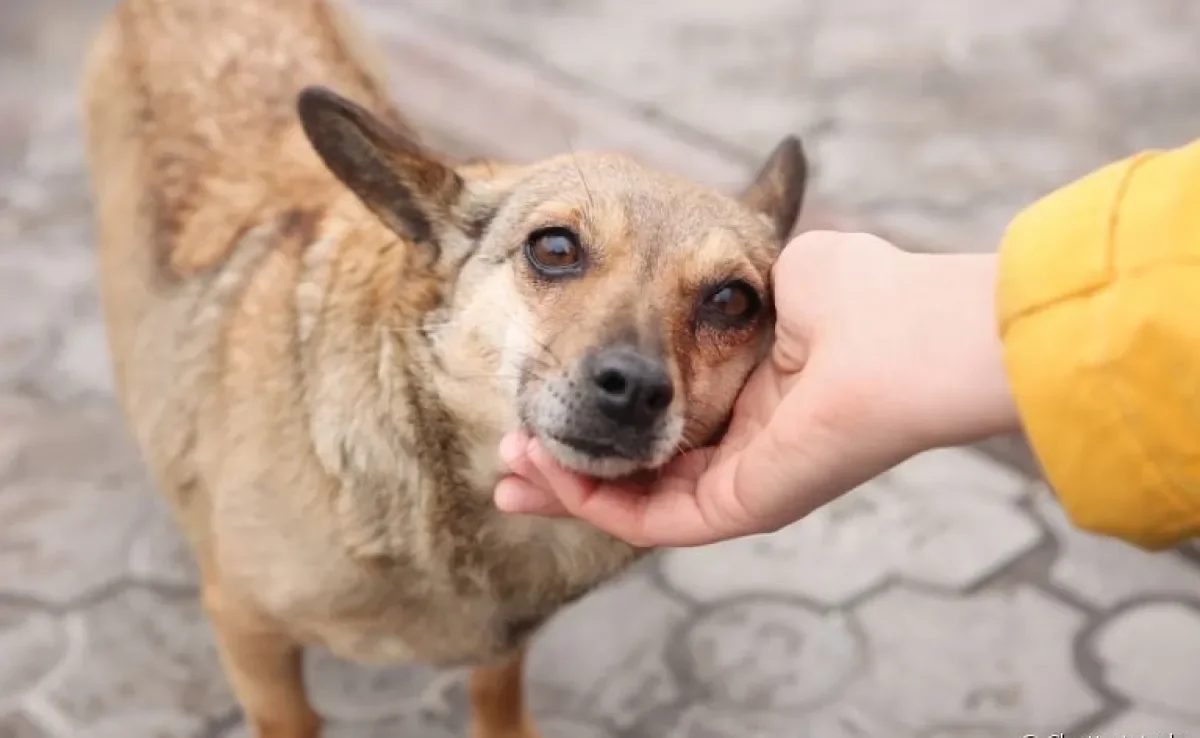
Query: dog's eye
525 227 584 275
699 280 761 325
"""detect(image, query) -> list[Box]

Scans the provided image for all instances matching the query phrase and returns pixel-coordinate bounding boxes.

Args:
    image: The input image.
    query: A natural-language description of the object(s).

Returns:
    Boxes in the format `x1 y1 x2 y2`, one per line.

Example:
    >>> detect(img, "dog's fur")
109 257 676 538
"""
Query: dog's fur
81 0 807 735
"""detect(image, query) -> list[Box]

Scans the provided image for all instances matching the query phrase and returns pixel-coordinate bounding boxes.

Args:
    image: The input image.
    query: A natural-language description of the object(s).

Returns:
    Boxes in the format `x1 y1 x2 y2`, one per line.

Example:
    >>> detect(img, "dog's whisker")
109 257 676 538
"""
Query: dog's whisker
534 320 576 371
389 323 459 337
558 125 596 210
444 372 524 381
489 302 568 375
442 368 548 383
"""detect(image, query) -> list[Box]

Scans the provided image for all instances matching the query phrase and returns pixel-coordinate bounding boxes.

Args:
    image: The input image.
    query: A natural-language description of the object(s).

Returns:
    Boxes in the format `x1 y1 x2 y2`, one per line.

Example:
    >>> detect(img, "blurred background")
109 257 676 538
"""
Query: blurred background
2 0 1199 737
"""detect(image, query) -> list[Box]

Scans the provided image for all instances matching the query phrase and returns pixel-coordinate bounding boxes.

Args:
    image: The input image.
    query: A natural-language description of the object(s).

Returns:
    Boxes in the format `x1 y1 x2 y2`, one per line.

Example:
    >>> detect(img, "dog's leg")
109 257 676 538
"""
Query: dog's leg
468 647 540 738
203 583 321 738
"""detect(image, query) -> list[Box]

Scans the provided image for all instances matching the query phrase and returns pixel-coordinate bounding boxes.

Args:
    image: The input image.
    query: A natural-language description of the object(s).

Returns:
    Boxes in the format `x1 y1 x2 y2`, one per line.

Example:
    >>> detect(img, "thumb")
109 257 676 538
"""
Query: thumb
708 366 873 532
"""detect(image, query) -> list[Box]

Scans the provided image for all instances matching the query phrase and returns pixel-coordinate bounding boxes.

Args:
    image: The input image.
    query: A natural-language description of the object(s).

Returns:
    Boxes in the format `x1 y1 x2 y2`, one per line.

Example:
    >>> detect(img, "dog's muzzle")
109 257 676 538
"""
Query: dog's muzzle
548 344 675 461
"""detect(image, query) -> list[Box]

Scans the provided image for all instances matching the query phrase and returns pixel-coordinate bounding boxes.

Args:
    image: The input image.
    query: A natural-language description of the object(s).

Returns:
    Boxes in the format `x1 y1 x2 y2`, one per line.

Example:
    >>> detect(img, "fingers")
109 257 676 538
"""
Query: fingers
495 433 571 516
494 477 571 516
493 432 730 547
495 430 654 534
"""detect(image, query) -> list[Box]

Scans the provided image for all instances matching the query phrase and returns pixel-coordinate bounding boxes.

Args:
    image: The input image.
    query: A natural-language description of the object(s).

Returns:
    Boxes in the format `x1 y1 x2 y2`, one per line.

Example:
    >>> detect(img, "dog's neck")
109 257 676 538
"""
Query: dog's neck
294 199 516 561
415 312 519 493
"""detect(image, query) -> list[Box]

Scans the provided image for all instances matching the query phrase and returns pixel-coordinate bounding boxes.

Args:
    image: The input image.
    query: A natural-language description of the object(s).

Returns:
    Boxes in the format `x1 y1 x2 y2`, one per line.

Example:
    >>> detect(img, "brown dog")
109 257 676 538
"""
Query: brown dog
80 0 807 735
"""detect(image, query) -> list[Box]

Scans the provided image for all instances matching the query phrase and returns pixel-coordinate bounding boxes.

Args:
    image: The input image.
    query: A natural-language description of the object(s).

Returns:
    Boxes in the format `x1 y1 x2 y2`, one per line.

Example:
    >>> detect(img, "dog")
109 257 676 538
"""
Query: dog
80 0 807 735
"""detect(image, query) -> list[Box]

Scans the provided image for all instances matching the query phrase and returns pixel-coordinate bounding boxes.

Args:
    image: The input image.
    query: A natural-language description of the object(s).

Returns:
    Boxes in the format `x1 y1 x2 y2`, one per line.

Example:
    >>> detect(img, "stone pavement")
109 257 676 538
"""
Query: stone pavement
395 0 1200 256
3 1 1200 737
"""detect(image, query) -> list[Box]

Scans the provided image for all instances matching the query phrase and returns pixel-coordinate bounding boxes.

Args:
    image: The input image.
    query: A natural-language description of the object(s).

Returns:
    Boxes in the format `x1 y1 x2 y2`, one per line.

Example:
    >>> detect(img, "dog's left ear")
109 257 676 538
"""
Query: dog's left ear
297 86 493 260
739 136 808 244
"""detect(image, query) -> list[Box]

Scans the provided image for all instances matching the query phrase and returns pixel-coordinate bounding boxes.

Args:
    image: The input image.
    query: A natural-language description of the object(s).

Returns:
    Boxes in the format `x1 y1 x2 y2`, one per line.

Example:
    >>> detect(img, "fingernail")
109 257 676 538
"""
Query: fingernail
494 481 523 511
495 480 550 513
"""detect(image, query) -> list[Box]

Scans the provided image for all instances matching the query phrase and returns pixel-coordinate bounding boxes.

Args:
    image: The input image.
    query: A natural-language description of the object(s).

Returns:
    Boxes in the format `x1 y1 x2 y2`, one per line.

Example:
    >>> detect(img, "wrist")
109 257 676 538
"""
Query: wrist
908 251 1021 447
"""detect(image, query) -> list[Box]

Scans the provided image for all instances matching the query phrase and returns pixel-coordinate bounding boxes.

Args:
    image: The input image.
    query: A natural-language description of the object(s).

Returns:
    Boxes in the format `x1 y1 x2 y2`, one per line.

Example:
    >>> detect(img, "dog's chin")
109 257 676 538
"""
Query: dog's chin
538 435 661 481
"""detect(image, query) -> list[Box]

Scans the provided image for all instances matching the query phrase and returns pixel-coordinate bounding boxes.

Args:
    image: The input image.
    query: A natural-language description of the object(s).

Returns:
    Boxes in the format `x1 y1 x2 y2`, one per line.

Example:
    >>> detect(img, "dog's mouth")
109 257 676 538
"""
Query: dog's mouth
533 431 654 480
549 434 623 459
516 374 680 480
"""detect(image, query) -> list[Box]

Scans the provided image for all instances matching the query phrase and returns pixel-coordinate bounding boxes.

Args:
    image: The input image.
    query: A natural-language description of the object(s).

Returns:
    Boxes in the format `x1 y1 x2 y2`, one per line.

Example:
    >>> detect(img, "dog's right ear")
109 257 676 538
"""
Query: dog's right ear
297 86 479 257
739 135 808 244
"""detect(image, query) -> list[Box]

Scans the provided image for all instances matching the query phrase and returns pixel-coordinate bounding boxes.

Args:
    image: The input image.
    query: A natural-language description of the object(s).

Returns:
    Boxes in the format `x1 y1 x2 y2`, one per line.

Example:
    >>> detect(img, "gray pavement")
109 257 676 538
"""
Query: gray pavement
3 2 1200 738
400 0 1200 255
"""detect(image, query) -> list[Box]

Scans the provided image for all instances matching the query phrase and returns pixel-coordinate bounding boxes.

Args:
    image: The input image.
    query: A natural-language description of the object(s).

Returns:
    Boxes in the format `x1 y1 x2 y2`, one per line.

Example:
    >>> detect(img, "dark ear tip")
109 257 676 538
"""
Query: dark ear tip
296 85 343 119
776 135 807 171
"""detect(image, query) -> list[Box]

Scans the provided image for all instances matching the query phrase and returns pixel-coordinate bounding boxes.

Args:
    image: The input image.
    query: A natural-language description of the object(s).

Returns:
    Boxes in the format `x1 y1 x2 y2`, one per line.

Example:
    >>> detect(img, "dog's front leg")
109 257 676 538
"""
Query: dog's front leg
203 583 321 738
470 648 542 738
468 647 540 738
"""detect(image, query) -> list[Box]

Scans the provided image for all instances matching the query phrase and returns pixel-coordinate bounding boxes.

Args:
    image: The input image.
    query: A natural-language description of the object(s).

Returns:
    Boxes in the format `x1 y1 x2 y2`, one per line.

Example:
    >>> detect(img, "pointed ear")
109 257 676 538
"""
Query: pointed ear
739 135 808 243
296 86 473 254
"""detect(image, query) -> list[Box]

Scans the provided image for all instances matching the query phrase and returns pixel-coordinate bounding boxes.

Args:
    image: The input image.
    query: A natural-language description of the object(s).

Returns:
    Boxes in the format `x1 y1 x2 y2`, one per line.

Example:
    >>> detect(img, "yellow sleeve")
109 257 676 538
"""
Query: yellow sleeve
997 139 1200 550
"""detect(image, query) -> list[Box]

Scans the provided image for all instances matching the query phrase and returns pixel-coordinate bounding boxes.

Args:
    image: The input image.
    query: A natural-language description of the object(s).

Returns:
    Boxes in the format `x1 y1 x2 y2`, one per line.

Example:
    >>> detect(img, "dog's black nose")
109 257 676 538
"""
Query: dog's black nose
587 347 675 427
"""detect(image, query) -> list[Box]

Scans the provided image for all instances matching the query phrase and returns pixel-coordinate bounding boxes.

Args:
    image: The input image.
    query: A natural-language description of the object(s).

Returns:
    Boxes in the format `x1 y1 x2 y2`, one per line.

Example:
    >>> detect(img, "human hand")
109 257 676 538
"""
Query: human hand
493 231 1020 547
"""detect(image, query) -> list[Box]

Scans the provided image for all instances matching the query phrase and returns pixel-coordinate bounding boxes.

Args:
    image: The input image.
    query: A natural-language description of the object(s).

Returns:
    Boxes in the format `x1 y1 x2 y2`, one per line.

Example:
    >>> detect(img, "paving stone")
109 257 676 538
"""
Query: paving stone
19 99 86 184
534 716 618 738
1 183 95 254
0 266 61 388
324 718 459 738
41 588 233 735
0 99 30 178
217 723 248 738
880 478 1044 592
919 727 1014 738
527 565 688 729
0 393 40 480
661 454 1043 606
304 649 454 724
1090 600 1200 720
1 399 143 488
656 702 929 738
804 584 1102 735
404 0 1200 254
0 472 148 605
0 396 152 622
397 0 830 158
0 208 97 392
582 638 679 733
1031 487 1200 609
222 708 608 738
887 447 1030 503
0 711 52 738
656 705 813 738
4 208 93 291
126 499 200 592
659 480 894 607
41 295 114 401
76 713 202 738
356 0 760 195
1090 707 1200 738
0 603 66 704
680 597 863 712
223 714 461 738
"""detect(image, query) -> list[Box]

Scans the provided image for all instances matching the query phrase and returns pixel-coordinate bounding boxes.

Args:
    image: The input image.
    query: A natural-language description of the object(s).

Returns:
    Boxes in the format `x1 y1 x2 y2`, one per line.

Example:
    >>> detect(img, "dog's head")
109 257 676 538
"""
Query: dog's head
298 87 806 479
